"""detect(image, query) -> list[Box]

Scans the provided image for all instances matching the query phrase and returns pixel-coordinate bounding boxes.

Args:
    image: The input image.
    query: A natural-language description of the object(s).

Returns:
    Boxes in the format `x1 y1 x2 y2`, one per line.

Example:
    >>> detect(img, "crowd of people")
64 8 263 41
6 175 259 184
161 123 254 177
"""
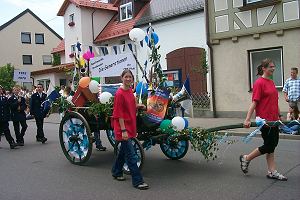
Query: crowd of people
0 83 107 151
0 84 49 149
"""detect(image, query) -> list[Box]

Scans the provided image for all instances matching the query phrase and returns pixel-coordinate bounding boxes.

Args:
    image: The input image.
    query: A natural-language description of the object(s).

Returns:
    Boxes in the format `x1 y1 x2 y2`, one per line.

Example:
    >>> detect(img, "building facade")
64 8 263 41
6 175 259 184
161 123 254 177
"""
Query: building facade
0 9 62 89
206 0 300 117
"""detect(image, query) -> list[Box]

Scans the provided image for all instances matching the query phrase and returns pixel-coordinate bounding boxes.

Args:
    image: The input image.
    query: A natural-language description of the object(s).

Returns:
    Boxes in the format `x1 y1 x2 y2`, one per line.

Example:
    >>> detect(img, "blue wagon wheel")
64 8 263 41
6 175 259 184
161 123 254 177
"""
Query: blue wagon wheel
106 129 116 147
59 111 93 165
115 138 145 175
160 138 189 160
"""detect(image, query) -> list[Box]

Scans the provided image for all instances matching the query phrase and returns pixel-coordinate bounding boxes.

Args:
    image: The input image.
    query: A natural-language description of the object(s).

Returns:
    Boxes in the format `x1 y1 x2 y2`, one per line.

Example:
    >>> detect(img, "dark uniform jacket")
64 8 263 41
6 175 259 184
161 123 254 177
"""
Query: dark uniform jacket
30 92 47 118
9 95 27 121
0 95 10 121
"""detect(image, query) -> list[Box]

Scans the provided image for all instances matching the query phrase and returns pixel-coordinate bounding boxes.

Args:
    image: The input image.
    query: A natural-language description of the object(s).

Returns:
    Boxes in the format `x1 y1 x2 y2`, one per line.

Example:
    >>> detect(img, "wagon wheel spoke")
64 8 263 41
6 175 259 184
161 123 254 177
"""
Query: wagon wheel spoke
67 142 76 153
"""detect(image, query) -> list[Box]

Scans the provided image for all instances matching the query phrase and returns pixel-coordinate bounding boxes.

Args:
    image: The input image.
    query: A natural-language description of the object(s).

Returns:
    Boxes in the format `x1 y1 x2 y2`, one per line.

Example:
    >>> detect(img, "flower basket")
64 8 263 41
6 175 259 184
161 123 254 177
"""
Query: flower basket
68 21 75 27
69 53 75 58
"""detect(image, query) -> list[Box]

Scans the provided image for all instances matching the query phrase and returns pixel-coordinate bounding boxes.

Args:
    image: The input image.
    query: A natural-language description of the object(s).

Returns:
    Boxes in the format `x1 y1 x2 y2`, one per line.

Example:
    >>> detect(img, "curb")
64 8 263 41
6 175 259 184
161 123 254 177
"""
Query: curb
30 120 300 141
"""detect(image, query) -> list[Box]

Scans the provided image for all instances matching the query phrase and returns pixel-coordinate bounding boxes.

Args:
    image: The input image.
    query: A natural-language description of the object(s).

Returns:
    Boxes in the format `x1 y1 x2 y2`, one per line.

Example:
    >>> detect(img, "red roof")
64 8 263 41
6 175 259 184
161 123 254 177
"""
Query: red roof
94 2 150 43
52 39 65 54
31 63 74 76
57 0 118 16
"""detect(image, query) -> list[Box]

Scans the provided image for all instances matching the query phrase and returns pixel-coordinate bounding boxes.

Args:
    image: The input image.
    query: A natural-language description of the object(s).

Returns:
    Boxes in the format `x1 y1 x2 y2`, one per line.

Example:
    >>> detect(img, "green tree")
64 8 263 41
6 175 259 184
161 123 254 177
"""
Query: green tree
0 63 15 90
52 53 61 66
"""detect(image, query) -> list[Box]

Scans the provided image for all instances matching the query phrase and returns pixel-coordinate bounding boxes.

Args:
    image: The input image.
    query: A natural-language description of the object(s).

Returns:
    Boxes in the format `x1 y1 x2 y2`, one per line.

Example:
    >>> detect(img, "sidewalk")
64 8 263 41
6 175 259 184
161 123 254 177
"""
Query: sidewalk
38 113 300 140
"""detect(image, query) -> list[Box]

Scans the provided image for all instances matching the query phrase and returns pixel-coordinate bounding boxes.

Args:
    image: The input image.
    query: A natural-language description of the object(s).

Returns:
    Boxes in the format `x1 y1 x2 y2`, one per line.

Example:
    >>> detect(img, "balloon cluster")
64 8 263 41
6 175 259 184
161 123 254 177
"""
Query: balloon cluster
160 116 189 133
78 76 113 104
78 77 99 93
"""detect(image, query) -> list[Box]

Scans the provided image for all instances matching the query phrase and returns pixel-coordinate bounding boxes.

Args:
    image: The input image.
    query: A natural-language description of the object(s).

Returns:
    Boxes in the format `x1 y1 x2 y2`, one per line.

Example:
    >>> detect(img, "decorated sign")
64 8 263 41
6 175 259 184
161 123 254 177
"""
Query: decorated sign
90 53 136 77
13 70 31 82
145 89 170 124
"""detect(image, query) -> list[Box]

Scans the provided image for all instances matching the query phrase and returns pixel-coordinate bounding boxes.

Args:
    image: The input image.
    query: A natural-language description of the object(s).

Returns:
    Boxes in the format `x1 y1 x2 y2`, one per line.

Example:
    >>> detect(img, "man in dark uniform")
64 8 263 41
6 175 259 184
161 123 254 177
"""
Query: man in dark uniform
9 85 28 146
0 85 17 149
30 83 47 143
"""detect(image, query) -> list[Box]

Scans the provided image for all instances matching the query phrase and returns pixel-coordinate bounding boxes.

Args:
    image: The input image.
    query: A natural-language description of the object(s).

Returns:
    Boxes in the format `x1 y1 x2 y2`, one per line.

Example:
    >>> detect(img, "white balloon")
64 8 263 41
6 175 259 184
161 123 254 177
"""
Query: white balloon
89 80 99 93
99 92 112 104
66 96 74 105
171 116 185 131
129 28 145 42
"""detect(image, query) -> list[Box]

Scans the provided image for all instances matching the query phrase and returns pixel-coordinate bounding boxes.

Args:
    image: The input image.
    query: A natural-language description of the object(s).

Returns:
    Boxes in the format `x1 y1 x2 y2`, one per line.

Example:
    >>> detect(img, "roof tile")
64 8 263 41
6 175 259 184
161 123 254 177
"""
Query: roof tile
58 0 118 16
52 39 65 53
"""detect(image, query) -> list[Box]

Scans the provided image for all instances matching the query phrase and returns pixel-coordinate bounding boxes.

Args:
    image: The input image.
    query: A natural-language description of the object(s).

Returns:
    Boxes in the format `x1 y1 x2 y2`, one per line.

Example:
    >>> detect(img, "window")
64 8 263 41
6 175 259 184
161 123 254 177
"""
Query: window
38 79 50 92
60 79 67 87
242 0 280 8
120 2 133 21
71 45 76 53
22 55 32 65
249 47 284 89
244 0 263 4
69 14 74 23
21 32 31 44
35 33 44 44
42 55 52 65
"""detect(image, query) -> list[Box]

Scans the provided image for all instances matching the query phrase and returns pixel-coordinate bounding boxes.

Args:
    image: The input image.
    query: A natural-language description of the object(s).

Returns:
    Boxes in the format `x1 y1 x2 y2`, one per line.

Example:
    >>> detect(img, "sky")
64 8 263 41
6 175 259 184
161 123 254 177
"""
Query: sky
0 0 65 37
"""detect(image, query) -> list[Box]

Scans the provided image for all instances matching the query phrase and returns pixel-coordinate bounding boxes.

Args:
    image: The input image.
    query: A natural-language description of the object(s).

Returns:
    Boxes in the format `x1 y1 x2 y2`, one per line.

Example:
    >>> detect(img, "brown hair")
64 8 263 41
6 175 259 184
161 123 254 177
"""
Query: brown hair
257 58 273 76
121 69 134 79
291 67 298 73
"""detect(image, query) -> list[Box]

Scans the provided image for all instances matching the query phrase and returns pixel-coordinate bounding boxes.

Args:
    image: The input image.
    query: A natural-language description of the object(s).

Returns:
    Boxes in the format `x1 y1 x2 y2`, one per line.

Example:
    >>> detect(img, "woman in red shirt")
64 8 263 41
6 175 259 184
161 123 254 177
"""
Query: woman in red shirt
111 69 149 190
240 58 287 181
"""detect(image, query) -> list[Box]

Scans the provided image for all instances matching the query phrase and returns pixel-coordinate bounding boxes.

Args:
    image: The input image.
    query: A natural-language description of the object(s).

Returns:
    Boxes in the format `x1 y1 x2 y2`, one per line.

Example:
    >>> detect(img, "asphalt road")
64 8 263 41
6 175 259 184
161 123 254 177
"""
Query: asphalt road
0 121 299 200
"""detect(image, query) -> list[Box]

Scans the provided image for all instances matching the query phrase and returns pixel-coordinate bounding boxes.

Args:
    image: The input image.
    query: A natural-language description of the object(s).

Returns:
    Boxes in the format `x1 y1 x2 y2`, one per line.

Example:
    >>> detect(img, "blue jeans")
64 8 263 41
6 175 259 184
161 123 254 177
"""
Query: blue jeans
112 139 144 187
93 131 103 147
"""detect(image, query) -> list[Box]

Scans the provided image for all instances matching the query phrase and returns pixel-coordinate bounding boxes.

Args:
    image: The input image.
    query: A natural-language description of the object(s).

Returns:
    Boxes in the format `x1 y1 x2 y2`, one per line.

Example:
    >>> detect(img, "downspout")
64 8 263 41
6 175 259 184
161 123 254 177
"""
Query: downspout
205 0 217 118
91 9 96 41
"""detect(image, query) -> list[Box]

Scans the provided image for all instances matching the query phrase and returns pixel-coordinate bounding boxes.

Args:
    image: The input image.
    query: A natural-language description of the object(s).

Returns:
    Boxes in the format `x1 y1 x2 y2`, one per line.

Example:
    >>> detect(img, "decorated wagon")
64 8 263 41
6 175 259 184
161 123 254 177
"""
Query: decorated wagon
54 26 226 173
53 26 294 173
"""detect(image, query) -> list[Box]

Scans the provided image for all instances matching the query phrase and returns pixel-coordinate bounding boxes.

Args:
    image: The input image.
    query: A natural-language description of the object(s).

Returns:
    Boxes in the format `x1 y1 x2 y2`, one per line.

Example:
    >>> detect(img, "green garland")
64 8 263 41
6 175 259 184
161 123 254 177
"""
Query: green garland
168 128 236 161
87 99 113 117
53 96 73 113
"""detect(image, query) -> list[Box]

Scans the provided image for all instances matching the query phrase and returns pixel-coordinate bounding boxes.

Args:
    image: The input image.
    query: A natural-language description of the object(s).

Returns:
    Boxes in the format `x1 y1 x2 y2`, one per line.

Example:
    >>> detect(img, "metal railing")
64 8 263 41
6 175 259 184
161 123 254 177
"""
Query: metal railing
191 92 210 109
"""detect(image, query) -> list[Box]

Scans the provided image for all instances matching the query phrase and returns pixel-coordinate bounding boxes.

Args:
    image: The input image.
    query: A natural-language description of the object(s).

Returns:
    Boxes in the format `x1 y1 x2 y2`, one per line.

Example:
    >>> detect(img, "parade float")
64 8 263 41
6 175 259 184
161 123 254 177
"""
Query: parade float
51 25 296 173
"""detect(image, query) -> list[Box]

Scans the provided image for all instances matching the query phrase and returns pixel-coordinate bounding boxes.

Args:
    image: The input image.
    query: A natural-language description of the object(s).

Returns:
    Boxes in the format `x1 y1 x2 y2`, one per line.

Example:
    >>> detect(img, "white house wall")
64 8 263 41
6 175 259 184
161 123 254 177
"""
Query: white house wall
138 12 208 70
64 4 115 64
34 72 72 88
64 4 81 63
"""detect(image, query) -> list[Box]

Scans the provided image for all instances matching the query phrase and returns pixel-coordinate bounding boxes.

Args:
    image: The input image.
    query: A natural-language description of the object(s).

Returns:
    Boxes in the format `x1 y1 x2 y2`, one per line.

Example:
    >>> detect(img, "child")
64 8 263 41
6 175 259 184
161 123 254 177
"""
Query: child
111 69 149 190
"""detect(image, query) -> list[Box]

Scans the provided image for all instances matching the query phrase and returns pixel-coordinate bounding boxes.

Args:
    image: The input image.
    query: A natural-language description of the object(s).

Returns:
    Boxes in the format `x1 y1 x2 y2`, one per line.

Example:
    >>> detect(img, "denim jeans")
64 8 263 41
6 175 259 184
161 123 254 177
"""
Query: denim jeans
112 139 144 187
93 131 102 147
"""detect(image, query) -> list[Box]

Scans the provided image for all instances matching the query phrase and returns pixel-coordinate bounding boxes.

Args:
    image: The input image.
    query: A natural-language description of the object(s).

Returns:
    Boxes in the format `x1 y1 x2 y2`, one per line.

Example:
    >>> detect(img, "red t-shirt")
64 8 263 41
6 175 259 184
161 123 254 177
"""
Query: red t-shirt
112 87 136 141
252 77 279 121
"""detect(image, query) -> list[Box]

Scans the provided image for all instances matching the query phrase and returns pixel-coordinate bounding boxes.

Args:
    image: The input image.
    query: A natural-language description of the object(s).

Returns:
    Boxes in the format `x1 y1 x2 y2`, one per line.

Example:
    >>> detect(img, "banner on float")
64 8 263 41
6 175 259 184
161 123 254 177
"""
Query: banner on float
90 53 136 77
145 89 170 124
13 70 31 82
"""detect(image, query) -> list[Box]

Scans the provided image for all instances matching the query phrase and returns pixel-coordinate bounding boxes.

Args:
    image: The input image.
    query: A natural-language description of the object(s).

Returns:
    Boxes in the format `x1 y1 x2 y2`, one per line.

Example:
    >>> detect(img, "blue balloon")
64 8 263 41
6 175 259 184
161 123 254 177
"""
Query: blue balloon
136 82 148 95
183 118 189 129
145 32 159 46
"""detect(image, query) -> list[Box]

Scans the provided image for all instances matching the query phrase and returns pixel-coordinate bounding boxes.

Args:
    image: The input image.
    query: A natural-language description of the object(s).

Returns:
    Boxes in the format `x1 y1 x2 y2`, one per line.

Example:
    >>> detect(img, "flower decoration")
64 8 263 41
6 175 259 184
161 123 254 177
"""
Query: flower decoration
83 51 95 61
68 21 75 27
69 53 75 58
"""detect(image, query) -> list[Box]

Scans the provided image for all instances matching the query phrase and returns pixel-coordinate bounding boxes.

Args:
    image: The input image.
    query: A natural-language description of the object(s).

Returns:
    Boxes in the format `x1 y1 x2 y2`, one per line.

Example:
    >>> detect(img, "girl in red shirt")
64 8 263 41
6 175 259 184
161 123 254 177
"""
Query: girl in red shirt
240 58 287 181
111 69 149 190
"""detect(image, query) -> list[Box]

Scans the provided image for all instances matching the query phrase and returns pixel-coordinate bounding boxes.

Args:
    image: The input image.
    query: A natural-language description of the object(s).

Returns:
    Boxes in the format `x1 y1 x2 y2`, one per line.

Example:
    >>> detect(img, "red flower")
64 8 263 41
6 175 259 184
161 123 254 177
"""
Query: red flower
69 53 75 58
68 21 75 27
